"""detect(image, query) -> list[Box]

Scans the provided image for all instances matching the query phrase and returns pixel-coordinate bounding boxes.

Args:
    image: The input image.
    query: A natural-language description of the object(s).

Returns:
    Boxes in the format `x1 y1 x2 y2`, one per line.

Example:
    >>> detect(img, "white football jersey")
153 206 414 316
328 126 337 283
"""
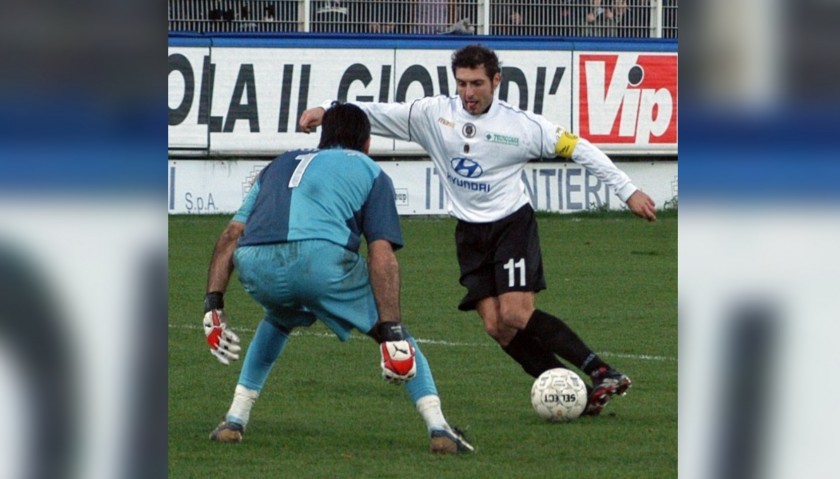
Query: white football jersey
354 96 637 223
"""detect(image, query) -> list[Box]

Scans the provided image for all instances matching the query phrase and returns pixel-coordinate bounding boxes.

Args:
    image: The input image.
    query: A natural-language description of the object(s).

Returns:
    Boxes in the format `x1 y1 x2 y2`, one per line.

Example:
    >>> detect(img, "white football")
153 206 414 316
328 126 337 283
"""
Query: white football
531 368 588 422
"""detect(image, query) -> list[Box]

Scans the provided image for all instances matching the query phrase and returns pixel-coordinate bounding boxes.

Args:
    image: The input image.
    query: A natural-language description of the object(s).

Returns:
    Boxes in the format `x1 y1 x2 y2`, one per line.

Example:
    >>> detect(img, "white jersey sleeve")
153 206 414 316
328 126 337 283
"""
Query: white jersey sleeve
569 137 638 202
524 113 561 160
524 112 638 203
353 100 432 142
318 99 425 141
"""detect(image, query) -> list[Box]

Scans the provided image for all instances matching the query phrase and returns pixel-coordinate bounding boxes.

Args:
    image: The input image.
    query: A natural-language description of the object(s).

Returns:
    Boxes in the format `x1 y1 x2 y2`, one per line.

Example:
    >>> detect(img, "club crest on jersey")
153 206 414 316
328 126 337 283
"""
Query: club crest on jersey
461 123 477 138
450 157 484 178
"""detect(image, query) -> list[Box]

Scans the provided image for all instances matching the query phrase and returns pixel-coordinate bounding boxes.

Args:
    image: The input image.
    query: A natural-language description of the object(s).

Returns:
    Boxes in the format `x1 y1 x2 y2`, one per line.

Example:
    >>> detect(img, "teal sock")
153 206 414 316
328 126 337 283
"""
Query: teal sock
403 337 439 403
238 319 289 391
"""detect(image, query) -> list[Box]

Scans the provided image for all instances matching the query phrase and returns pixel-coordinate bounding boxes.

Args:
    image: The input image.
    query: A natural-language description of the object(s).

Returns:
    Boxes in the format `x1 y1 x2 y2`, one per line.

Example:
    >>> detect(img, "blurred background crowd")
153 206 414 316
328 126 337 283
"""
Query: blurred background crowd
168 0 678 38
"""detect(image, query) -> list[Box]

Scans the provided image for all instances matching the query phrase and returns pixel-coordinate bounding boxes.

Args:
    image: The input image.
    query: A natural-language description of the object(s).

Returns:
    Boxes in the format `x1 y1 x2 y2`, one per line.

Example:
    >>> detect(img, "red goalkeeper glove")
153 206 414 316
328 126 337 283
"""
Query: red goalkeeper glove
203 292 241 365
374 322 416 384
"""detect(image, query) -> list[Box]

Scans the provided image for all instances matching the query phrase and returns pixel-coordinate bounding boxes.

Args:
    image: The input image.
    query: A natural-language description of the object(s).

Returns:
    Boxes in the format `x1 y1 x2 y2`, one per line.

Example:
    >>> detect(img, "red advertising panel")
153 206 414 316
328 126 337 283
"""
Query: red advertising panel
577 53 677 151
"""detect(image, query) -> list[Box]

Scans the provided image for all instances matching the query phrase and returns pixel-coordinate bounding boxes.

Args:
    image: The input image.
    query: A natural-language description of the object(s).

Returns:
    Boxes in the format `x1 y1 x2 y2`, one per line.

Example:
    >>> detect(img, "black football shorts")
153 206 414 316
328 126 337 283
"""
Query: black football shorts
455 204 546 311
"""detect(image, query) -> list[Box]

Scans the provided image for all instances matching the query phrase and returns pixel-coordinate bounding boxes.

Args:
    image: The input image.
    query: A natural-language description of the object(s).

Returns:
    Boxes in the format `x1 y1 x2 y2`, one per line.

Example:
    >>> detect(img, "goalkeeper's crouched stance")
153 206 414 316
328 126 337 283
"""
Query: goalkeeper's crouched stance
204 291 472 454
201 102 472 454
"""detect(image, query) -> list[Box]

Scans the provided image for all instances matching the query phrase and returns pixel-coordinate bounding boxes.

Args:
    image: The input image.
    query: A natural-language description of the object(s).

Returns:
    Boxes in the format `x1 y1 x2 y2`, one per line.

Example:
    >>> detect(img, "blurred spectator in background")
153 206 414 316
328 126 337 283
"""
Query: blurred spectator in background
413 0 449 34
442 17 476 34
507 9 526 35
609 0 630 37
208 0 234 30
208 1 223 21
584 0 610 37
240 4 258 31
558 0 589 37
263 4 276 22
438 0 476 36
493 5 528 36
170 0 670 37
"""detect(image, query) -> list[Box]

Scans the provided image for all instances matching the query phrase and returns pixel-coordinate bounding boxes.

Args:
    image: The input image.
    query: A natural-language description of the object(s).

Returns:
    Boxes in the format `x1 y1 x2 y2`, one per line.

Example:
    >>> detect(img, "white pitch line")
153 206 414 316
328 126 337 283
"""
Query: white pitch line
599 351 677 362
169 322 489 347
169 323 676 362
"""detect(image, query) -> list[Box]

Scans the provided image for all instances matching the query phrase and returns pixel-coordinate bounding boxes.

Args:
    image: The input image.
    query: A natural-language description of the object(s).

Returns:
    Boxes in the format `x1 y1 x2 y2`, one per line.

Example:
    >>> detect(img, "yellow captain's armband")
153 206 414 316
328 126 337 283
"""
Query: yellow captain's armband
554 130 579 158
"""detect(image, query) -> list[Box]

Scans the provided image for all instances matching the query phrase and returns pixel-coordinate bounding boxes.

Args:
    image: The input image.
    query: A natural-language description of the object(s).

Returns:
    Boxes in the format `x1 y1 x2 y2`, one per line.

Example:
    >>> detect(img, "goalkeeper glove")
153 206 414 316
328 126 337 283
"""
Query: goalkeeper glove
374 321 416 384
203 292 241 365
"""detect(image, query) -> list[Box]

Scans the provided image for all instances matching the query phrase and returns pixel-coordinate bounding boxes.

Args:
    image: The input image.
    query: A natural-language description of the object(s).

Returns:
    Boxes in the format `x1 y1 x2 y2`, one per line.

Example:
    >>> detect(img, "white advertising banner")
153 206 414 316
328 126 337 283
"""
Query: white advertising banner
168 46 211 150
168 43 675 156
168 159 677 216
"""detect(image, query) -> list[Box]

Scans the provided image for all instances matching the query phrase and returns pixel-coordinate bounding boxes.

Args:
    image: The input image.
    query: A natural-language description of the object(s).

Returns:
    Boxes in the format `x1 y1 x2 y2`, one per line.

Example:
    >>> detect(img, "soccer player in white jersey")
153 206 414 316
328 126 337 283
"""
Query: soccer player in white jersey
300 44 657 416
203 104 473 453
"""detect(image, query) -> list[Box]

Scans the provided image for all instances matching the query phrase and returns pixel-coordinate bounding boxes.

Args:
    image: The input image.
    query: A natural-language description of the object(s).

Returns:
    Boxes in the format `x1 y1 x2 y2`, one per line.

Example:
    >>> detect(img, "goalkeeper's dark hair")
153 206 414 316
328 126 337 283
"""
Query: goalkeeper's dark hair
318 102 371 152
451 44 501 80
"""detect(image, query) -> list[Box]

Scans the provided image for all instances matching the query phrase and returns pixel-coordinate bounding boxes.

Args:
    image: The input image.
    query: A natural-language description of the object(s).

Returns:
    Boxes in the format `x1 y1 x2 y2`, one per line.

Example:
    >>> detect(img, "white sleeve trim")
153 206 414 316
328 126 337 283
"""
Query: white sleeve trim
571 138 637 203
616 183 638 203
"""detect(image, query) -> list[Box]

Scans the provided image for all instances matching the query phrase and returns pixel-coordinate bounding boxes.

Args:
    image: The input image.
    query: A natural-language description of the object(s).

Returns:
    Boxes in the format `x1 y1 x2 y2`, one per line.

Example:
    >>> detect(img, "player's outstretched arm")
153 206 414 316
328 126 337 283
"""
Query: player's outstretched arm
367 239 416 384
203 221 245 365
554 131 657 223
207 221 245 293
367 239 401 324
626 190 657 222
298 106 326 133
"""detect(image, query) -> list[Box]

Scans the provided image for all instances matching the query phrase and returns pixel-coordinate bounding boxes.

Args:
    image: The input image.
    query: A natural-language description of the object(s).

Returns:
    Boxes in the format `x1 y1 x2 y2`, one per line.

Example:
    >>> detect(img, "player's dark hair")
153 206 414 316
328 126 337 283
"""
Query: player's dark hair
451 44 501 80
318 102 371 152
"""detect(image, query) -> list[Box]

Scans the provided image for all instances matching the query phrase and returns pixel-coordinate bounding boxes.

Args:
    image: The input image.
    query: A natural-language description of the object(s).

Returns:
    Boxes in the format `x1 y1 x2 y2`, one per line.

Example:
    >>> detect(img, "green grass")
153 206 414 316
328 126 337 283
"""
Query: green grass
169 210 677 478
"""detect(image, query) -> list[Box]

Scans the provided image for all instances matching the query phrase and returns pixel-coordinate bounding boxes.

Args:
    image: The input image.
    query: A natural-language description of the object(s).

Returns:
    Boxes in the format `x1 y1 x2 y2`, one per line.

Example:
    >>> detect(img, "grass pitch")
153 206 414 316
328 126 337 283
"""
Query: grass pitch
168 210 677 478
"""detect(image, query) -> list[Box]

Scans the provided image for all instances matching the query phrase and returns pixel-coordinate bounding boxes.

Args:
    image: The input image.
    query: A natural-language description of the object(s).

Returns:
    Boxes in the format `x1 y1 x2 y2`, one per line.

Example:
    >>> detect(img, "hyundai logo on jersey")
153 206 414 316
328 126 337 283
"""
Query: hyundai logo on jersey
451 157 483 178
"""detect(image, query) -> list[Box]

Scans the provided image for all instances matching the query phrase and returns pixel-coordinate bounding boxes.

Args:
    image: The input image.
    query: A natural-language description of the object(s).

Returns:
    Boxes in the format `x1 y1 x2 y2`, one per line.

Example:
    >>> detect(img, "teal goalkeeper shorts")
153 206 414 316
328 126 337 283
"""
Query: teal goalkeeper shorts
233 240 378 341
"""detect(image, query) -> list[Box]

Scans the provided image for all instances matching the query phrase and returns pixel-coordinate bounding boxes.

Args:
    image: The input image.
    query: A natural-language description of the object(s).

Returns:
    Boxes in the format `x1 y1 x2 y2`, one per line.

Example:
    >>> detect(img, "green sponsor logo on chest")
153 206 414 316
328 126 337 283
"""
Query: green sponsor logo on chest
484 132 520 146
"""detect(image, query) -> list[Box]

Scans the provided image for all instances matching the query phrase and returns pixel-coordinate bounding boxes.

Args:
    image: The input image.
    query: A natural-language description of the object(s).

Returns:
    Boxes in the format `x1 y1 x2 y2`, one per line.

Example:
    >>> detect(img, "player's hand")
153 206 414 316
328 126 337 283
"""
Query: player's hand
373 321 416 384
626 190 657 222
203 309 241 365
298 106 326 134
380 340 416 384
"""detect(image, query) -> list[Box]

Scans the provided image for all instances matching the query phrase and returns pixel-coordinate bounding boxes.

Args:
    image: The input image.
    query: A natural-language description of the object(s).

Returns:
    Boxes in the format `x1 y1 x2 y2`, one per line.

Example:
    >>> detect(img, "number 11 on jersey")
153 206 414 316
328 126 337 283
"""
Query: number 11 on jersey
504 258 526 287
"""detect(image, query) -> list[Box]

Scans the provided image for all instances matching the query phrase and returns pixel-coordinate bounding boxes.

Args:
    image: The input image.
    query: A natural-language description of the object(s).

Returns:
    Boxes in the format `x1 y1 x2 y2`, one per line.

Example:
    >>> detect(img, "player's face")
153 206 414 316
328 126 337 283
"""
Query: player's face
455 66 500 116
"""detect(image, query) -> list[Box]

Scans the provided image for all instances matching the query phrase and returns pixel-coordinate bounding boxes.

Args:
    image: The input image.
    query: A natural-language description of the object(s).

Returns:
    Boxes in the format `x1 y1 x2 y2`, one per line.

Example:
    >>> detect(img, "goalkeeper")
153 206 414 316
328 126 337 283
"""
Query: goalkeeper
202 103 472 454
300 44 657 417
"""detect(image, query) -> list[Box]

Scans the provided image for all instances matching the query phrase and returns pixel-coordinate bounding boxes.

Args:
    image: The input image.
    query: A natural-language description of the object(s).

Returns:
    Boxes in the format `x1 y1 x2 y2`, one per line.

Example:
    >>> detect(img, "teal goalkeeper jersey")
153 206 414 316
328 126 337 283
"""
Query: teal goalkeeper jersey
233 147 403 253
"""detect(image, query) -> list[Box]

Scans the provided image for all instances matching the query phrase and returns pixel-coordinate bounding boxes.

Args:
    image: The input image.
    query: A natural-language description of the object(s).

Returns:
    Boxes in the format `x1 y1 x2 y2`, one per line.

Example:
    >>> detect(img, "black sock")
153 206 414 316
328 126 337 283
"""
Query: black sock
523 310 608 375
502 330 567 378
